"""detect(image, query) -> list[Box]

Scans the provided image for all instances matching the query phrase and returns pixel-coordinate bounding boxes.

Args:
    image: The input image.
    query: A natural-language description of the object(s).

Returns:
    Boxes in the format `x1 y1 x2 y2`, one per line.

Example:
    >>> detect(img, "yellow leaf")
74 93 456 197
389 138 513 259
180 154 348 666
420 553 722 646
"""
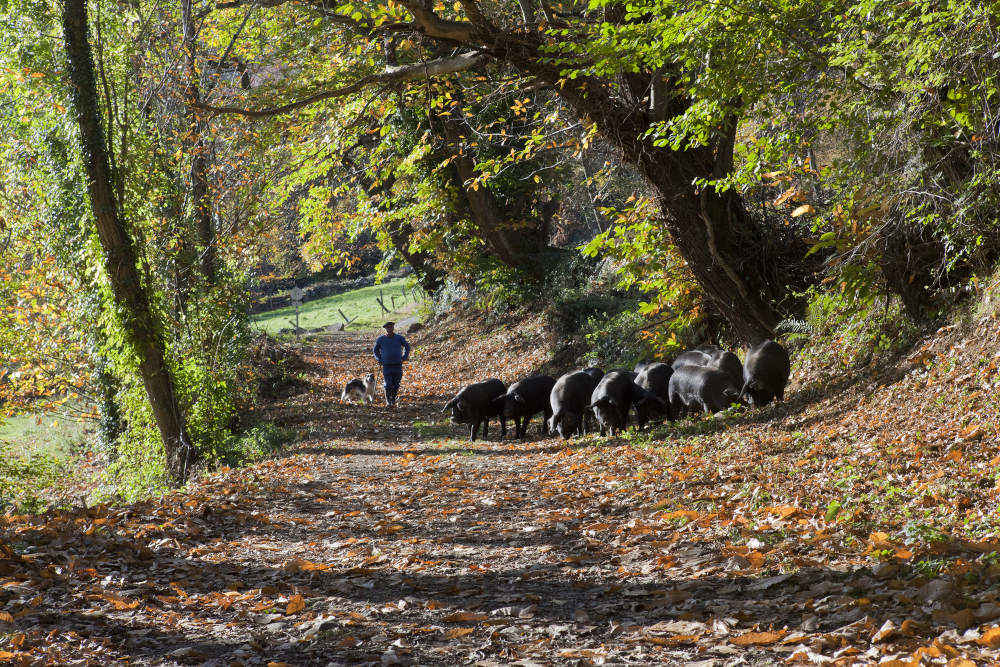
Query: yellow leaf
747 551 766 568
285 594 306 615
868 531 894 549
790 204 815 217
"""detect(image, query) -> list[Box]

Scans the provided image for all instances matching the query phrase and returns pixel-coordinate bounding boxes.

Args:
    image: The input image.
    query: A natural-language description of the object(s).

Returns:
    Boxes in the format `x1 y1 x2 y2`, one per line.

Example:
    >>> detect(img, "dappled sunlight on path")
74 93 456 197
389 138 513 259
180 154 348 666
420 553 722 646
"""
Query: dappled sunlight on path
3 322 1000 664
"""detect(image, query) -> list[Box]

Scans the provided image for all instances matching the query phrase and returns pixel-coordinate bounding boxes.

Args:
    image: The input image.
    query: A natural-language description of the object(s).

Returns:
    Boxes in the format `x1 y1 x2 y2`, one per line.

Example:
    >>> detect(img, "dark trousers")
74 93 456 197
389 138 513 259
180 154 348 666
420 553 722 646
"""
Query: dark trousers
381 364 403 404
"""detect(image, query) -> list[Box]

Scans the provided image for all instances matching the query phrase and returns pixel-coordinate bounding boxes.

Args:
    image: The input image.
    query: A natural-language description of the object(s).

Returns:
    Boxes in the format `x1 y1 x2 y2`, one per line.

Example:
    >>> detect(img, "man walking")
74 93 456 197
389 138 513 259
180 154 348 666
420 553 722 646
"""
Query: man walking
372 321 411 407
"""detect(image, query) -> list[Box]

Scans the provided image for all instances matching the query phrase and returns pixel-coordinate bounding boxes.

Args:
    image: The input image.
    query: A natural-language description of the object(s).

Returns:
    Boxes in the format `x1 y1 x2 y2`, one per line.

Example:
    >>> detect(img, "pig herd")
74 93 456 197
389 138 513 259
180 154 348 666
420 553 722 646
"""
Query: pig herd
441 340 791 441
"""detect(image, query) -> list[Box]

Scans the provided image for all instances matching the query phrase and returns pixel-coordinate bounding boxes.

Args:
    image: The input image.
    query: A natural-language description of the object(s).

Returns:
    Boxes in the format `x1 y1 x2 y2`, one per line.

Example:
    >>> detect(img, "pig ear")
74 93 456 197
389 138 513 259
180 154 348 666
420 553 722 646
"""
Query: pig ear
589 397 609 409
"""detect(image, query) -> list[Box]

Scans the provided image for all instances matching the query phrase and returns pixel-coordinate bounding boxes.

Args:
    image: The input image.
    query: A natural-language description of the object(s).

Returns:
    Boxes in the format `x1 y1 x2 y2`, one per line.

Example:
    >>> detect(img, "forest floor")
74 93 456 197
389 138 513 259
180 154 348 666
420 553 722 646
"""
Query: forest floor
3 308 1000 665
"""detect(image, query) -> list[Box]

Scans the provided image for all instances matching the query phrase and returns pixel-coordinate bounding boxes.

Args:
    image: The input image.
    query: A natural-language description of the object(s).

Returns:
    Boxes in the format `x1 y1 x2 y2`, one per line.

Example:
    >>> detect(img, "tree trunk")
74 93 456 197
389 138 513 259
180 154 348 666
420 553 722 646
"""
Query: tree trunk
432 108 525 268
490 39 812 341
386 221 445 292
63 0 195 483
181 0 216 284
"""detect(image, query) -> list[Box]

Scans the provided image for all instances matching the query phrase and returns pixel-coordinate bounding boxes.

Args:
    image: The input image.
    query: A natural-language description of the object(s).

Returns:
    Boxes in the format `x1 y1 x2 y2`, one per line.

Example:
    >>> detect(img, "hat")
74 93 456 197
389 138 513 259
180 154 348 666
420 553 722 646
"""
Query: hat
382 321 395 329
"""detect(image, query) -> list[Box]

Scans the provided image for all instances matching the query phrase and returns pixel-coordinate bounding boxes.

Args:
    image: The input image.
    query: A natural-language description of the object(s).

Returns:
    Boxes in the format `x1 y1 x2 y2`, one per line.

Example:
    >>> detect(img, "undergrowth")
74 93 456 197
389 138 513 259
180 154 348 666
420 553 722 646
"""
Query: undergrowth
0 444 65 513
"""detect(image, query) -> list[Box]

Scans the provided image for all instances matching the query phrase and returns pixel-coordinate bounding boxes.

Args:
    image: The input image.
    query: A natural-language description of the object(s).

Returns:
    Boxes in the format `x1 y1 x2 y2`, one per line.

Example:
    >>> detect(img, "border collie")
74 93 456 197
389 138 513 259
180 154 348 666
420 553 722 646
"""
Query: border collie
341 373 377 404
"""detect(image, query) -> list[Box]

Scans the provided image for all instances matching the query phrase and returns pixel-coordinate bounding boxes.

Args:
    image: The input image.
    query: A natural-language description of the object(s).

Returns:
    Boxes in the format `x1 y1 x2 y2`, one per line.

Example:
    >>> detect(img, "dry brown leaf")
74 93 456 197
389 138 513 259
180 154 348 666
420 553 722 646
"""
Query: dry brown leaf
102 593 140 610
872 619 896 642
868 531 894 549
730 630 786 646
645 634 701 645
443 611 488 622
444 627 475 639
285 594 306 615
790 204 815 217
977 625 1000 648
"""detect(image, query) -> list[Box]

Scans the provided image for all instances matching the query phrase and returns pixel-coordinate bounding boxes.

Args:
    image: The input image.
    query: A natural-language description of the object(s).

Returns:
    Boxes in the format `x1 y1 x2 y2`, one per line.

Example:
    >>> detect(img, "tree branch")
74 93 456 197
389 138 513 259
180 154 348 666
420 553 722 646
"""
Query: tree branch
393 0 477 42
195 52 485 117
457 0 491 27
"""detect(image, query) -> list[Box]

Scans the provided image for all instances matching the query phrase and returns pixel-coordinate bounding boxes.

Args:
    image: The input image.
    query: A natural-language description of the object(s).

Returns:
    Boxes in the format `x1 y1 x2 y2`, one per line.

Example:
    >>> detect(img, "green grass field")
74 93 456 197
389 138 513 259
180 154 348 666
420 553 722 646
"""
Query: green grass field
0 406 92 459
0 404 92 511
252 278 424 334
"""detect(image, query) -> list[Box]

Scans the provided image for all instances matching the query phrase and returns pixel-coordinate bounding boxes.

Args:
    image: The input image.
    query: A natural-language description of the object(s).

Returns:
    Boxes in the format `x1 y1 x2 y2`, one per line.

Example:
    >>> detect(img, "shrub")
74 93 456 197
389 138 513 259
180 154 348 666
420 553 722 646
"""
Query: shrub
0 445 63 514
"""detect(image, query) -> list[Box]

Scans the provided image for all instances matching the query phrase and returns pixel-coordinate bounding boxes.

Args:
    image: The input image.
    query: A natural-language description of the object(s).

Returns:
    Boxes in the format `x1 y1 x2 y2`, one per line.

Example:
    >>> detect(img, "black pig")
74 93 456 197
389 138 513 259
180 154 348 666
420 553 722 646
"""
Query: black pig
634 362 674 427
741 339 791 407
442 379 507 441
668 365 740 415
548 370 601 439
588 370 663 436
672 349 713 369
502 374 556 439
673 348 743 389
710 350 744 389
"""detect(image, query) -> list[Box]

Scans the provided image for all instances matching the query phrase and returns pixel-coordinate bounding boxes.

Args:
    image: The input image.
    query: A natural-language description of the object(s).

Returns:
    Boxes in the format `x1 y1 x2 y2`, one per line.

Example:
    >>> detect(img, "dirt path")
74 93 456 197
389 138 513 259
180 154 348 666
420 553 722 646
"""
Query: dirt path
3 327 999 665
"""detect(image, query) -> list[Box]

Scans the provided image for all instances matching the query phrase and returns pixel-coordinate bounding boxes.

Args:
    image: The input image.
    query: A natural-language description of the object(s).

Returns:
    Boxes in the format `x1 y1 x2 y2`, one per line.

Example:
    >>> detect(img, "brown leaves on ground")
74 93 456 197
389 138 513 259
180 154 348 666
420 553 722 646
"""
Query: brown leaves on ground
2 308 1000 664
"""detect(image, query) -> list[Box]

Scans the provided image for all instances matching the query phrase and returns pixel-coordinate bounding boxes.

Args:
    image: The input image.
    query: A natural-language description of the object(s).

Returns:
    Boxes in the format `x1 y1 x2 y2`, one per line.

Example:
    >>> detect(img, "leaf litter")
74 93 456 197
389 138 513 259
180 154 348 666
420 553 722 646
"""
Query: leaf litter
2 308 1000 664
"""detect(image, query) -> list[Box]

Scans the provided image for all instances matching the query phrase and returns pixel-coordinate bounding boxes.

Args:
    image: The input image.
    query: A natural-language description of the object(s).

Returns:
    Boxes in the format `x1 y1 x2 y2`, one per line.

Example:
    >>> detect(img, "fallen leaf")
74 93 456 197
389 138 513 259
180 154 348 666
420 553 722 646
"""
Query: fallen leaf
731 630 786 646
645 633 701 645
977 625 1000 648
873 619 896 642
443 611 488 622
285 594 306 615
443 627 475 639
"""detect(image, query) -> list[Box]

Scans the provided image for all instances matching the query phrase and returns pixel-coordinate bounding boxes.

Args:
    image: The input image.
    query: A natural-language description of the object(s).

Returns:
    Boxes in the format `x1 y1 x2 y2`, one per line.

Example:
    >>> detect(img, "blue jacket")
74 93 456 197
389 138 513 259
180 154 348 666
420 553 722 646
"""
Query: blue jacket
373 334 411 366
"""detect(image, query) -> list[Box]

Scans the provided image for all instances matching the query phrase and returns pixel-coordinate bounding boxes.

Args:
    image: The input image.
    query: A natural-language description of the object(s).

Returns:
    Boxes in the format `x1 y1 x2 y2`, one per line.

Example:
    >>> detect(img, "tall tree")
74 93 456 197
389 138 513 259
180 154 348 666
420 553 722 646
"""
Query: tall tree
203 0 822 339
63 0 195 483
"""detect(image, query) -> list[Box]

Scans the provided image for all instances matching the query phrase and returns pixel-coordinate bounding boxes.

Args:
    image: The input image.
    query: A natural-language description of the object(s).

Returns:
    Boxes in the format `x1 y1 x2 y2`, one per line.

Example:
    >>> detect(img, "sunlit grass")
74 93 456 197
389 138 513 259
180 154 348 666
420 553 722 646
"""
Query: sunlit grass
252 278 423 334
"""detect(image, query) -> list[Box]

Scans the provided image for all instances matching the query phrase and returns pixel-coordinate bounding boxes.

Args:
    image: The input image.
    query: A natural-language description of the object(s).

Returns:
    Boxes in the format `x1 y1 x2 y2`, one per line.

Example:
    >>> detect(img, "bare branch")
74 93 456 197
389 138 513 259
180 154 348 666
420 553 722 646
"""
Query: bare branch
195 52 485 117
